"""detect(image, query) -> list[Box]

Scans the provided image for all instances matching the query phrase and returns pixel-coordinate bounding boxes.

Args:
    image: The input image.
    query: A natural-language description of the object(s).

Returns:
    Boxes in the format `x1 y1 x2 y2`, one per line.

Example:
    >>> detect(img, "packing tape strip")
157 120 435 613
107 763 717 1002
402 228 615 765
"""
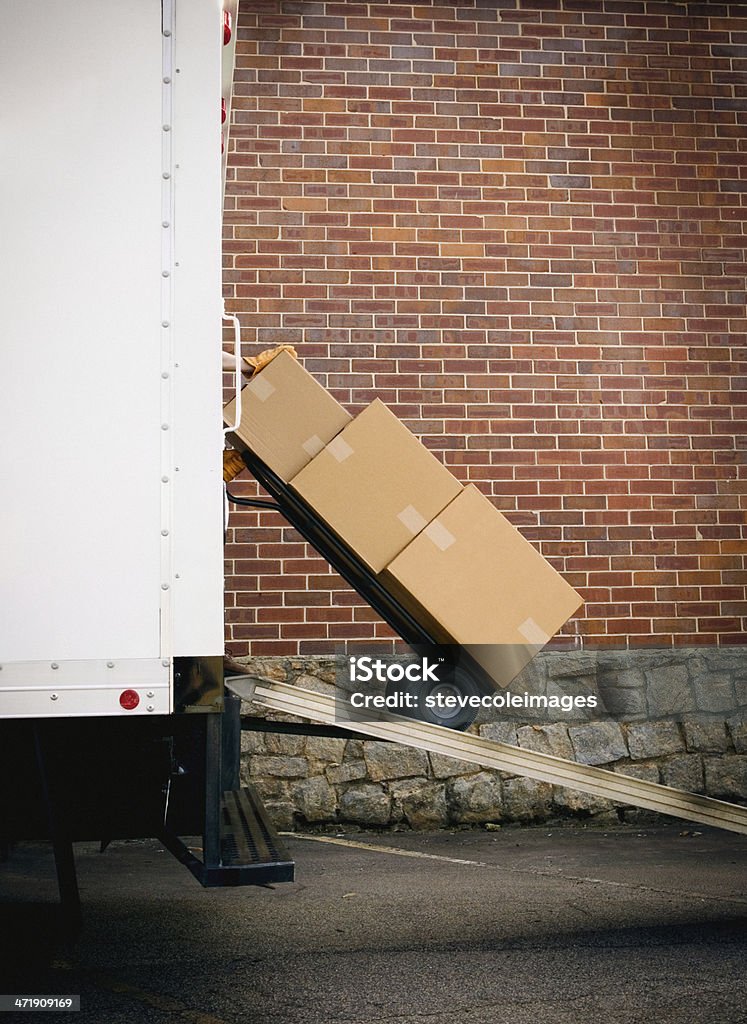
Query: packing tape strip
248 375 276 402
517 617 551 646
424 520 456 551
302 434 324 458
397 505 427 535
328 436 354 462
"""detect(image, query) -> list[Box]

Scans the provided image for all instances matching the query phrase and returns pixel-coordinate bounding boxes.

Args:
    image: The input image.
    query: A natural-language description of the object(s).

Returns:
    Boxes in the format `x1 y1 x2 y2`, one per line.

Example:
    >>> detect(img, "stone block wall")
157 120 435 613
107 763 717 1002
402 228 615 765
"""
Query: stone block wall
240 649 747 830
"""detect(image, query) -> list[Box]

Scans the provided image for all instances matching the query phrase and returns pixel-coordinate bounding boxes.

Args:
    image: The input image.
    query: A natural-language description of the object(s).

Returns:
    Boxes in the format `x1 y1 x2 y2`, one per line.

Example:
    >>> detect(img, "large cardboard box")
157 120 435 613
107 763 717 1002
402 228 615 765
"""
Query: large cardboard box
290 399 463 573
223 351 351 482
382 484 584 687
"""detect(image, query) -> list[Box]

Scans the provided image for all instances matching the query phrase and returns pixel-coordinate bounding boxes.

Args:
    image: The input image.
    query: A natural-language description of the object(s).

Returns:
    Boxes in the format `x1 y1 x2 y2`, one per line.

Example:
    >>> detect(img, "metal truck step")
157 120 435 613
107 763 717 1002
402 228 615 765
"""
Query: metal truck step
159 785 294 887
218 786 294 883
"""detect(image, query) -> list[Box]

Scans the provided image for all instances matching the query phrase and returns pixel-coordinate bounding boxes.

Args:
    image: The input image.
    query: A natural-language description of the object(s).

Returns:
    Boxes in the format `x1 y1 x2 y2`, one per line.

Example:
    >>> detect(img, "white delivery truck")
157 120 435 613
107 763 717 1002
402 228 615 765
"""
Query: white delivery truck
0 0 293 915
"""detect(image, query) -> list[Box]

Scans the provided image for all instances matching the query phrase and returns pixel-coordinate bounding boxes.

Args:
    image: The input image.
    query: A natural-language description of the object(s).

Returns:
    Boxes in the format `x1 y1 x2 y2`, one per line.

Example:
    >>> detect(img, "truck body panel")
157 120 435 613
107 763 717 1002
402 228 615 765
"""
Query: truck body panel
0 0 225 718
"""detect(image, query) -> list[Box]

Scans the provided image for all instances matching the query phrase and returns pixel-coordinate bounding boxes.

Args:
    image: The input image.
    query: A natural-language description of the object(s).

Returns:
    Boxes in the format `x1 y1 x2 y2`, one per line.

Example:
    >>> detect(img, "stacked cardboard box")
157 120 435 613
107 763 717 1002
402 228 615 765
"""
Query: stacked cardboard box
289 399 462 573
382 485 583 687
224 355 583 688
223 351 351 482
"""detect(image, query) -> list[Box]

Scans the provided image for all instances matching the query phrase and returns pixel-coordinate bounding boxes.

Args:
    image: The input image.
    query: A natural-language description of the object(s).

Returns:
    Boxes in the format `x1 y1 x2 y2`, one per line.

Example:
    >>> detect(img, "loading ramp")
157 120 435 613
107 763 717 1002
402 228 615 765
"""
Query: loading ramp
235 676 747 837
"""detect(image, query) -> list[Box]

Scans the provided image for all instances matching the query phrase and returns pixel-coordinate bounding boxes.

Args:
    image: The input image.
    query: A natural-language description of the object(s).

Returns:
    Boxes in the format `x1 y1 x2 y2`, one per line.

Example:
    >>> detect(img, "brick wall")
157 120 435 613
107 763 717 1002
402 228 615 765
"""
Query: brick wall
222 0 747 657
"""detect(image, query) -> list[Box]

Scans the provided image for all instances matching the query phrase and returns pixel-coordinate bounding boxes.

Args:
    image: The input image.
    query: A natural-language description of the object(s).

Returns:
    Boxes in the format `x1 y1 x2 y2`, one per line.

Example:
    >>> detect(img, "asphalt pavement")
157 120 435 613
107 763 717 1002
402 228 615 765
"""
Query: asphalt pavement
0 823 745 1024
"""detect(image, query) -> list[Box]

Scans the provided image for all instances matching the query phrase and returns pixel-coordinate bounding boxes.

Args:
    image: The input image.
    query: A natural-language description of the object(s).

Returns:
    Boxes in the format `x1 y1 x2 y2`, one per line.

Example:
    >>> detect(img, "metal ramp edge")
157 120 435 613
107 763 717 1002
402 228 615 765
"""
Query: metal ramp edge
243 678 747 836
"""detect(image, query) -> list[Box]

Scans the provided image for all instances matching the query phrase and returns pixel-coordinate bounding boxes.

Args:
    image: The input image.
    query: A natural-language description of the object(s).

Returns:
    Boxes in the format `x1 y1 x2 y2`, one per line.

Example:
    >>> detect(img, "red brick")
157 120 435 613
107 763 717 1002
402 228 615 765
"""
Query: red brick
223 0 747 655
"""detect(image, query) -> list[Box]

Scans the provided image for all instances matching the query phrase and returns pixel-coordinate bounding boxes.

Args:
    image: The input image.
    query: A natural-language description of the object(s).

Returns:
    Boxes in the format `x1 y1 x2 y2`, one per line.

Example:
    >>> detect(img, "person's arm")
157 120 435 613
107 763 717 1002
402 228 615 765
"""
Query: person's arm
222 349 248 372
223 350 261 380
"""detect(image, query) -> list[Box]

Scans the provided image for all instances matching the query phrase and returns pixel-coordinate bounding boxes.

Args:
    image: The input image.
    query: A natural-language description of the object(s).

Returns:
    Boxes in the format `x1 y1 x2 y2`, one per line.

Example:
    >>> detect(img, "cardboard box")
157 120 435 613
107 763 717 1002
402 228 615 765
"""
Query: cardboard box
290 399 463 573
382 484 584 687
223 351 352 482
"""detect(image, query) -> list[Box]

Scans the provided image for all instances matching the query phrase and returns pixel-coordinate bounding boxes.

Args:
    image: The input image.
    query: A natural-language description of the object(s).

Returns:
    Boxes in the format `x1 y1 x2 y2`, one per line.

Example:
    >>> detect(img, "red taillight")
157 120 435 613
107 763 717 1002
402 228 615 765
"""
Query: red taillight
119 689 140 711
223 10 232 46
221 97 227 124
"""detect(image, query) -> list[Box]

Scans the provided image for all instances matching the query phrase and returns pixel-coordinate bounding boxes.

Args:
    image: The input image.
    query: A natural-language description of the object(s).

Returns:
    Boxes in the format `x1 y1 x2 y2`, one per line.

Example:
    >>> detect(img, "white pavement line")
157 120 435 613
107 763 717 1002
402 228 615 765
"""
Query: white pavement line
283 833 747 906
282 833 489 867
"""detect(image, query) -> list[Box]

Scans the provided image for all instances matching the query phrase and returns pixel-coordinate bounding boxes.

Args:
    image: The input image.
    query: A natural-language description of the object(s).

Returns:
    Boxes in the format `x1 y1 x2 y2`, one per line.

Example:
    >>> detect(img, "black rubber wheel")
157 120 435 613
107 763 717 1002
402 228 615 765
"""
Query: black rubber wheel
384 666 483 731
